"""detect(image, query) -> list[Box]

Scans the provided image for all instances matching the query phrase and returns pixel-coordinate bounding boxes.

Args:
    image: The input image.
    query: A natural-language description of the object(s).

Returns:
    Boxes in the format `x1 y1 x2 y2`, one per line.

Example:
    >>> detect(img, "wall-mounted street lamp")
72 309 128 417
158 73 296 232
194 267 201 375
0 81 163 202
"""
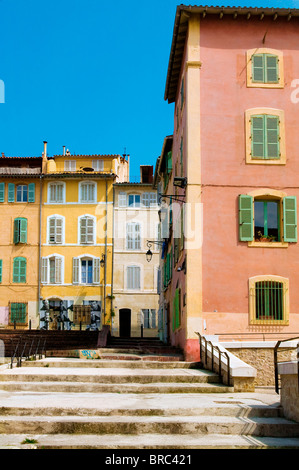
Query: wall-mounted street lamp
173 177 187 188
146 240 164 263
100 254 105 268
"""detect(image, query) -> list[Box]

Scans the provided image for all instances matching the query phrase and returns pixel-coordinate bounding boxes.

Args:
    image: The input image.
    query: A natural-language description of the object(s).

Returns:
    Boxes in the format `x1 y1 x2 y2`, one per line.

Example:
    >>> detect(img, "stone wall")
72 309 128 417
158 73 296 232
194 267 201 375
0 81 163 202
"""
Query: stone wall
224 344 296 387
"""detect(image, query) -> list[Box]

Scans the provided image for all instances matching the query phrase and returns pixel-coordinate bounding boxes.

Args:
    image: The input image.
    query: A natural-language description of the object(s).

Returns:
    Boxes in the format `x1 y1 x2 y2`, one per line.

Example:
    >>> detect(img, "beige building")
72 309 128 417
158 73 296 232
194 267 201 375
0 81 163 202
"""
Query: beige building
112 166 160 338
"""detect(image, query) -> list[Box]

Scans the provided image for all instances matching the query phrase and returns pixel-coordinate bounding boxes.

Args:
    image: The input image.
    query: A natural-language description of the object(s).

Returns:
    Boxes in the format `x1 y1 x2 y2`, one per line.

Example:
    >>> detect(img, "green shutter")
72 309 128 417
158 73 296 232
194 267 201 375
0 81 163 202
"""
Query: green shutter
8 183 15 202
266 55 279 83
283 196 297 242
239 195 253 241
252 54 264 82
167 151 172 172
13 219 20 244
0 183 4 202
251 116 265 158
266 116 280 159
28 183 35 202
173 288 180 331
13 257 26 283
20 218 27 244
0 260 2 283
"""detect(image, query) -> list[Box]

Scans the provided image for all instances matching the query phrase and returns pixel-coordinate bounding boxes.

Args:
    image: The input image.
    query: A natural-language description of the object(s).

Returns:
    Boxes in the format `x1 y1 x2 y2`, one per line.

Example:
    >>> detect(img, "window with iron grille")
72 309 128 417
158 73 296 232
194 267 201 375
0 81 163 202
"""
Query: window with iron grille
249 276 289 325
9 302 27 325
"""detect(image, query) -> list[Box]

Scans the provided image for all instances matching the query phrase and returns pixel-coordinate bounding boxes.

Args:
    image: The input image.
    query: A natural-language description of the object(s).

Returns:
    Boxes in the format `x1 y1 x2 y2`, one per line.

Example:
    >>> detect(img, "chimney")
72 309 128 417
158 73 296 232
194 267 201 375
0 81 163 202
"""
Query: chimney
63 146 66 156
43 141 47 159
1 152 4 158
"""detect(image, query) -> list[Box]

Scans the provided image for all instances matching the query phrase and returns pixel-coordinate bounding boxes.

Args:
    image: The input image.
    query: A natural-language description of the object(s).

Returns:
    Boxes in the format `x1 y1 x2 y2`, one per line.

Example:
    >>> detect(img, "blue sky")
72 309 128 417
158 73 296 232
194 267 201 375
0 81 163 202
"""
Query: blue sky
0 0 299 180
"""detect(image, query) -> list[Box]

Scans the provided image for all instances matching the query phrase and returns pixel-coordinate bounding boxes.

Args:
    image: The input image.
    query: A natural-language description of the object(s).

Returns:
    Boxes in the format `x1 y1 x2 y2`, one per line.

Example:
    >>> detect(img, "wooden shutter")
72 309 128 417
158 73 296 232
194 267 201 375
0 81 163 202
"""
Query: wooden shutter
283 196 297 242
13 258 26 283
28 183 35 202
0 183 4 202
93 258 100 284
118 192 127 207
252 54 264 82
251 116 265 158
266 116 280 159
239 195 253 241
8 183 15 202
13 219 20 244
73 258 80 284
55 257 62 284
41 258 48 283
265 54 279 83
19 218 27 244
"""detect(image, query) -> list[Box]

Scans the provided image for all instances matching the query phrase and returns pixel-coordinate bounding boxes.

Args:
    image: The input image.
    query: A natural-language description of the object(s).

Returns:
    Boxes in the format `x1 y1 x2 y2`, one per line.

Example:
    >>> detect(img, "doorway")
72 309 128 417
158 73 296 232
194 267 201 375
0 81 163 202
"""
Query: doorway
119 308 131 337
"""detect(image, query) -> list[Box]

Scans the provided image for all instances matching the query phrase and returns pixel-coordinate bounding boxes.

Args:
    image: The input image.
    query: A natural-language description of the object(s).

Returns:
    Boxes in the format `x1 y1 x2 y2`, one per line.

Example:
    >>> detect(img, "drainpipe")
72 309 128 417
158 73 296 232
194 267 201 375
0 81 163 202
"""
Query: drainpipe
104 179 108 323
38 174 43 328
111 183 115 333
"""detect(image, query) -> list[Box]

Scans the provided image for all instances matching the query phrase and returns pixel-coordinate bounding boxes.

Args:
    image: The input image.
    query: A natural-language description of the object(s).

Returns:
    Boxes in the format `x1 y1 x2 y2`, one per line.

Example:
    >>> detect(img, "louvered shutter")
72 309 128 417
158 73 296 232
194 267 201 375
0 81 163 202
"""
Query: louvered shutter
73 258 80 284
239 195 253 241
86 218 94 244
41 258 48 283
13 219 20 244
0 183 4 202
55 218 63 243
49 218 56 243
252 54 264 82
251 116 265 158
118 192 127 207
265 55 278 83
28 183 35 202
93 258 100 284
55 257 62 284
19 218 27 244
283 196 297 242
8 183 15 202
13 258 26 283
266 116 280 159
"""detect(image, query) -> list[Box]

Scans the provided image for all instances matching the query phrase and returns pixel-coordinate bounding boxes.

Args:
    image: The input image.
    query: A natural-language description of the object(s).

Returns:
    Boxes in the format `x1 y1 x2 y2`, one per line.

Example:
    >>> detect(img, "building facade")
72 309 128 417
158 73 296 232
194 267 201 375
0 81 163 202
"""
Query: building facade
112 166 160 337
158 5 299 361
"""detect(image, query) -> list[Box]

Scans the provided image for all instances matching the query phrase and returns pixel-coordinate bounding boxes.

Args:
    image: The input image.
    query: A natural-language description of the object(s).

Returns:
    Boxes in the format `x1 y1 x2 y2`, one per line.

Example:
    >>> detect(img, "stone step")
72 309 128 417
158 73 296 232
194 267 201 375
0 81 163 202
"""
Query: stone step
0 414 298 437
22 358 196 368
1 433 299 449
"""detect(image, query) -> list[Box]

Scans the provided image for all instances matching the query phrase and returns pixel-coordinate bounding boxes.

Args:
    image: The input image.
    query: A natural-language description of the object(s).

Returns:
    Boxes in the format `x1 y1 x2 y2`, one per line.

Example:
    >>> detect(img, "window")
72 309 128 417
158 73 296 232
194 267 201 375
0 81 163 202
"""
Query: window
92 160 104 172
245 109 286 165
247 49 284 88
128 194 141 207
49 183 65 203
13 257 26 283
48 216 63 244
16 185 27 202
64 160 76 171
126 222 141 250
80 182 96 203
41 256 63 284
249 276 289 325
118 192 127 207
79 216 95 244
13 218 27 244
239 193 297 244
142 193 157 207
127 266 141 290
72 257 100 285
9 302 27 325
142 309 156 329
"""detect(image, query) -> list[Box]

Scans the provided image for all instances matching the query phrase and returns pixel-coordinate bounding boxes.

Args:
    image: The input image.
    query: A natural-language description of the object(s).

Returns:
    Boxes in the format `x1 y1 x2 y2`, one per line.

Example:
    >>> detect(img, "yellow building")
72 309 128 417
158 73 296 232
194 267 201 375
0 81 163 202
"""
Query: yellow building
0 155 44 329
40 143 128 331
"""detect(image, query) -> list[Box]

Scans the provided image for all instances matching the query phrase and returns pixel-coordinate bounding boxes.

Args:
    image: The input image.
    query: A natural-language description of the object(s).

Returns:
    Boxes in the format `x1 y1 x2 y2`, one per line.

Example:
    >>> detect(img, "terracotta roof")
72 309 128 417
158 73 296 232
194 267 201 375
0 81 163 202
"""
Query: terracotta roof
52 154 122 159
165 4 299 103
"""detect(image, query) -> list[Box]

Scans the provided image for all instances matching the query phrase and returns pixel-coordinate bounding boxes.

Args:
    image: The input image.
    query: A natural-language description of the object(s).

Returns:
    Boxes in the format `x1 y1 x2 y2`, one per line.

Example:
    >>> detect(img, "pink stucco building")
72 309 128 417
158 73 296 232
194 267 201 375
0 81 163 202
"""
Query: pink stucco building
156 5 299 361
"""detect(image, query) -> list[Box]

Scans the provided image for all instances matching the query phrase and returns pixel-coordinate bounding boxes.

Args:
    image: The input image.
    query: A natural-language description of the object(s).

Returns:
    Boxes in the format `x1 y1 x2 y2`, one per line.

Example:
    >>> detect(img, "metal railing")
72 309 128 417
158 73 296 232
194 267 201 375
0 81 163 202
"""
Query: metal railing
10 335 47 369
274 336 299 394
196 332 231 386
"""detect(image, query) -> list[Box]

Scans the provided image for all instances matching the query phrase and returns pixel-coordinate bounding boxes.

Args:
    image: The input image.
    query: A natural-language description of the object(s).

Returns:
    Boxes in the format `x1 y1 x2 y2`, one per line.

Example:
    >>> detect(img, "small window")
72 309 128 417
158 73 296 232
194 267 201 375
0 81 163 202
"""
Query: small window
80 182 96 203
10 302 27 325
92 160 104 172
16 185 28 202
127 266 141 290
126 222 141 250
79 216 95 244
41 256 63 284
249 276 289 325
49 183 65 203
128 194 141 207
13 218 27 244
48 216 63 244
245 109 286 165
13 257 27 283
72 257 100 285
254 200 280 242
64 160 76 171
247 49 284 88
142 193 157 207
118 192 127 207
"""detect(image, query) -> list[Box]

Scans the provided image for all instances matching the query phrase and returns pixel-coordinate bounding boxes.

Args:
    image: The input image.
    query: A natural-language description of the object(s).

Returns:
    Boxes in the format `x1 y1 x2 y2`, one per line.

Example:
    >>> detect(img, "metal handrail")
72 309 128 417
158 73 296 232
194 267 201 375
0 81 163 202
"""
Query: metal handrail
10 335 47 369
274 336 299 394
196 332 231 386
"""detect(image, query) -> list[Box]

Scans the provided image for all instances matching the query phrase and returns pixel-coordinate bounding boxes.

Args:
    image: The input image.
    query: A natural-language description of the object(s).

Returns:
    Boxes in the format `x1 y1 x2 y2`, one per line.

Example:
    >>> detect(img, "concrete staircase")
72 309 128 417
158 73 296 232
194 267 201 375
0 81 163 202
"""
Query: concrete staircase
0 353 299 449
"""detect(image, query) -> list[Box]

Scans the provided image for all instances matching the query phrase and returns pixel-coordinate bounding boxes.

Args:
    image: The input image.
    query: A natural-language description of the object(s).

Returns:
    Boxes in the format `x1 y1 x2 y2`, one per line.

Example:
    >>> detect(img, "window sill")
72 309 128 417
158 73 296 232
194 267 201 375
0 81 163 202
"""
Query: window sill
246 158 286 165
248 241 288 248
250 320 289 326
